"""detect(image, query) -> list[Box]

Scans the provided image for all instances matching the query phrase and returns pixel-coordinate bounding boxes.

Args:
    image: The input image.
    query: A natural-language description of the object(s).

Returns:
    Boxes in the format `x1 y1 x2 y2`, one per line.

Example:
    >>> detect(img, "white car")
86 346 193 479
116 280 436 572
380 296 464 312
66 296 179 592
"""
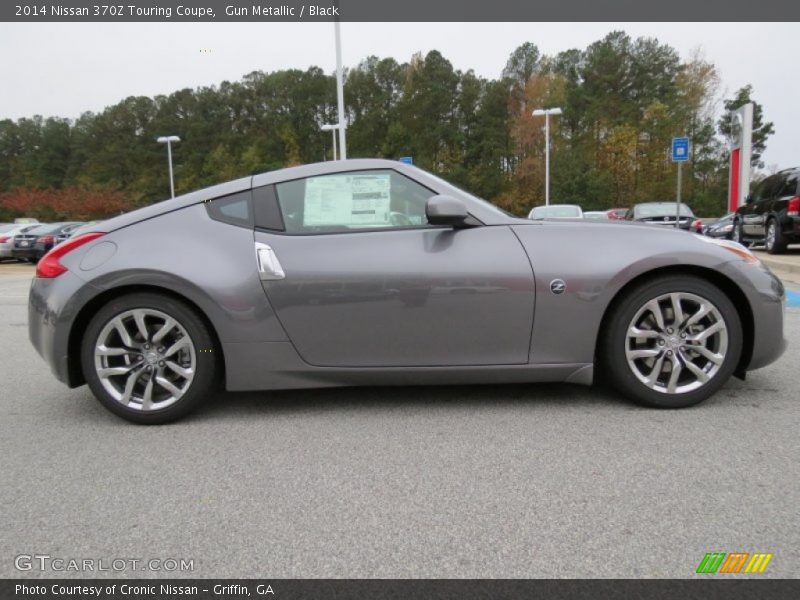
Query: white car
528 204 584 219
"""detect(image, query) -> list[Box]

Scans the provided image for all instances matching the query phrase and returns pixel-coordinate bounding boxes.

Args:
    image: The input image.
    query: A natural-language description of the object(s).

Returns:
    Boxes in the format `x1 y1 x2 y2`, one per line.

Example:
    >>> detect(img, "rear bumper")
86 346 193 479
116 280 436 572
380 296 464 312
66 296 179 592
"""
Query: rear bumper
29 271 100 387
12 247 42 260
786 216 800 239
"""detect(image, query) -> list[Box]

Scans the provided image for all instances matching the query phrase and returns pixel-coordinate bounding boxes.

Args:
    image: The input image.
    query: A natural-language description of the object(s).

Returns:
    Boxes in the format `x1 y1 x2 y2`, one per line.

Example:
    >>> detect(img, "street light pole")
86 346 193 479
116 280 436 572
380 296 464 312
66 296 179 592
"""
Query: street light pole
321 124 339 160
156 135 180 198
334 20 347 160
532 108 562 206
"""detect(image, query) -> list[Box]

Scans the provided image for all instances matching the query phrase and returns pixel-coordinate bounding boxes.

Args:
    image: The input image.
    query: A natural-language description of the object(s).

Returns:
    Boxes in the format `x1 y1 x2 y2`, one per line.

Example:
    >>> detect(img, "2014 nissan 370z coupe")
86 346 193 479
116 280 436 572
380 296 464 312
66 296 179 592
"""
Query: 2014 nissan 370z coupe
28 159 787 424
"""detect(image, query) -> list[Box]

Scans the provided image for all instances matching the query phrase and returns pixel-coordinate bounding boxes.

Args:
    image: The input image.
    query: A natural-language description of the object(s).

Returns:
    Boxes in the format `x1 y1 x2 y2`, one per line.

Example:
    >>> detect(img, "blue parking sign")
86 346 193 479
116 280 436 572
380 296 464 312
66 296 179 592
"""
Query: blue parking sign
399 156 413 165
671 137 690 162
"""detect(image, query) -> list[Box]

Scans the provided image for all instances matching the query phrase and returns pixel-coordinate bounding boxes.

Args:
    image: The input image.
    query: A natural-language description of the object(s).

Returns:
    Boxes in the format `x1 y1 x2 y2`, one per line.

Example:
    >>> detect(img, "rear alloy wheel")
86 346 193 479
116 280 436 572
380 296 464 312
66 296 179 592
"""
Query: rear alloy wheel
602 276 742 408
82 293 218 424
765 219 787 254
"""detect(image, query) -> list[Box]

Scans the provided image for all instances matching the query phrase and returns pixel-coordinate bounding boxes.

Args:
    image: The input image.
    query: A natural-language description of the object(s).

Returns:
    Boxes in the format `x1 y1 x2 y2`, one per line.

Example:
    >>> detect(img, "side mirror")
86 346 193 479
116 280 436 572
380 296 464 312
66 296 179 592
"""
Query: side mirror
745 194 754 204
426 195 469 227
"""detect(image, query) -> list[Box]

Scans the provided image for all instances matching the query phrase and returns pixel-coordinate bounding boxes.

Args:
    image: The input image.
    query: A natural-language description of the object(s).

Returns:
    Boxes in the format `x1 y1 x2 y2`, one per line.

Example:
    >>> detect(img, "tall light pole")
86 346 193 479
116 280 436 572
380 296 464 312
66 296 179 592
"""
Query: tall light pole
156 135 180 198
321 123 338 160
532 108 562 205
334 20 347 159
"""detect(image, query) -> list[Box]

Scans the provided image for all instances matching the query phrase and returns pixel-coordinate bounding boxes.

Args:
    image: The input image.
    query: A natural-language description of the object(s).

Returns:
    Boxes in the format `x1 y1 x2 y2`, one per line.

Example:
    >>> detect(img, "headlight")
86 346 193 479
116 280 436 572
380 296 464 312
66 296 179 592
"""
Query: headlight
697 236 760 264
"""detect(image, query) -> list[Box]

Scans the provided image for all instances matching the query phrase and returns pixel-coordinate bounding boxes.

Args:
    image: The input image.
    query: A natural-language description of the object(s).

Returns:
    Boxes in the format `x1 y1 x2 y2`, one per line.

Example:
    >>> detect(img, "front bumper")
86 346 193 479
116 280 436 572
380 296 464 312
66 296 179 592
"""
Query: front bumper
720 260 787 372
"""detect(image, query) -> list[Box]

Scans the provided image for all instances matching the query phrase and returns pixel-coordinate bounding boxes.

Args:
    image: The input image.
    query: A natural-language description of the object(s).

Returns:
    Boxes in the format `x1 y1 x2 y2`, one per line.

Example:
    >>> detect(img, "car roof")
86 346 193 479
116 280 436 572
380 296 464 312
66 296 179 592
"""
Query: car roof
94 159 515 234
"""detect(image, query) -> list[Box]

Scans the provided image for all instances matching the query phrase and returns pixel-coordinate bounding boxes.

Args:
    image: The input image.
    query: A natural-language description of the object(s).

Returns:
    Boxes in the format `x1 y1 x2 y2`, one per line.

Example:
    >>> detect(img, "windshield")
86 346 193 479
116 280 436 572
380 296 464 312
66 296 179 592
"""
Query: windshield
634 203 694 218
415 169 513 218
531 205 582 219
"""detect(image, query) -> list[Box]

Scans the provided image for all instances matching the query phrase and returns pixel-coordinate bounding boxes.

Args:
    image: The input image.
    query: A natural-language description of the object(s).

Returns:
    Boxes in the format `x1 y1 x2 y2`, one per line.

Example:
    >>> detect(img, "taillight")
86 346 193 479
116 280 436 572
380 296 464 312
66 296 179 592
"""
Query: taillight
692 219 703 230
788 196 800 217
38 235 54 245
36 232 105 278
0 236 9 244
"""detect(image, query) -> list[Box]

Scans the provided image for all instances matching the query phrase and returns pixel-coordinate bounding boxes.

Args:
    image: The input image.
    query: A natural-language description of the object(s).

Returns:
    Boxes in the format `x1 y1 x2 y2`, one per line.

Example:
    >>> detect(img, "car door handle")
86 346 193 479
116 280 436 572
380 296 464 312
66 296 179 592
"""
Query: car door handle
255 242 286 280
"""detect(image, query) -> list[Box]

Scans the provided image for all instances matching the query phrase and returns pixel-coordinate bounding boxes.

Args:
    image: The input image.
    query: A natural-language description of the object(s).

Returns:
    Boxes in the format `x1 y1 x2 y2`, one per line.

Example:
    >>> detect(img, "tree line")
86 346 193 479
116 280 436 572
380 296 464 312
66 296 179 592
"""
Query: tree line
0 31 775 221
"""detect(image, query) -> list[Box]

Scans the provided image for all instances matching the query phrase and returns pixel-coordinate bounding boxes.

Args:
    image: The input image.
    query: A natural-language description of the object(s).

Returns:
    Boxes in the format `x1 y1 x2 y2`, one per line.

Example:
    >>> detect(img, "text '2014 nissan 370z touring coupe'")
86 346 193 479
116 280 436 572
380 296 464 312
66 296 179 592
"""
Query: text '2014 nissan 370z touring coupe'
28 160 787 424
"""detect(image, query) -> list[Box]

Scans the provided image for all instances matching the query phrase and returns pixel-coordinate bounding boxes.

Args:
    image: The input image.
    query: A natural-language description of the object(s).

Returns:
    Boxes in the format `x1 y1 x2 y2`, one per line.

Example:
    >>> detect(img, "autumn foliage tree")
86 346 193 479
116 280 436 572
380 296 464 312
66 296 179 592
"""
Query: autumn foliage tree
0 187 129 221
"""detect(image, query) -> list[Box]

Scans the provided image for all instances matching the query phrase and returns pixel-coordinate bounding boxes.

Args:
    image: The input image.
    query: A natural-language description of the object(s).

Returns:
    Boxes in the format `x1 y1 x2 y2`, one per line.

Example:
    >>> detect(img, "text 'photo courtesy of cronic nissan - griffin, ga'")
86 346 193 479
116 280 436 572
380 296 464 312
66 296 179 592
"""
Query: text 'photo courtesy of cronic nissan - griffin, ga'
27 159 787 424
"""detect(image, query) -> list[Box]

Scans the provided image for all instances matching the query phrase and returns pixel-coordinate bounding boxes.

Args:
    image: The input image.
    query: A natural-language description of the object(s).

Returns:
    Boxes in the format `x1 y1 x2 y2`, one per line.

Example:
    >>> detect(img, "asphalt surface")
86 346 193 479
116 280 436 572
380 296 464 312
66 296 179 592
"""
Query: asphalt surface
0 263 798 579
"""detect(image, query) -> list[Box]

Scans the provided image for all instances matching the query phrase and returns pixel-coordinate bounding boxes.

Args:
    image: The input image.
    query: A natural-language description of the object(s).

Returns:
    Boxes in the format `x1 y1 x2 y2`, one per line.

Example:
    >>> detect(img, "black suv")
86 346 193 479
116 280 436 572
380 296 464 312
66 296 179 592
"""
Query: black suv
733 167 800 254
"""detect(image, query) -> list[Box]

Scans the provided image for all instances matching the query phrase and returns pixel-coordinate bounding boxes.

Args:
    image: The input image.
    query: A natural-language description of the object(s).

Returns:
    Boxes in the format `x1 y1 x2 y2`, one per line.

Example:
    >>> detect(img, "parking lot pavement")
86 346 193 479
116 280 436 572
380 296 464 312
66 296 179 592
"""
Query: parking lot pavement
0 263 798 579
754 246 800 288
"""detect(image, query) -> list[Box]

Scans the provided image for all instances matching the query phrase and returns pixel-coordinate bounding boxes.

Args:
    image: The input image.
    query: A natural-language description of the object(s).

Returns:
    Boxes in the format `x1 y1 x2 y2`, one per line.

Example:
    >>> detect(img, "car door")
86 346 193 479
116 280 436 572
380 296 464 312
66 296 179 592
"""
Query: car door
252 168 535 368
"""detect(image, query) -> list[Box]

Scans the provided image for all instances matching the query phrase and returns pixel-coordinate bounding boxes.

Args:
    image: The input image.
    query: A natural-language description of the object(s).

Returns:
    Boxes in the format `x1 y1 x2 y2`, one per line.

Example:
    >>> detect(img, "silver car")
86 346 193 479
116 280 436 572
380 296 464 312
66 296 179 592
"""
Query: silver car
29 160 786 424
0 224 39 260
528 204 584 219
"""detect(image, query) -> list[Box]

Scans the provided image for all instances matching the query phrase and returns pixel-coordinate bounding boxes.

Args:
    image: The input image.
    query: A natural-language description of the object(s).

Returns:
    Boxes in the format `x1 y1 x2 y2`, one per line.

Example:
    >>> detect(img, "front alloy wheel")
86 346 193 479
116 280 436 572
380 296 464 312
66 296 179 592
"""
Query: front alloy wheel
602 276 742 408
82 293 217 423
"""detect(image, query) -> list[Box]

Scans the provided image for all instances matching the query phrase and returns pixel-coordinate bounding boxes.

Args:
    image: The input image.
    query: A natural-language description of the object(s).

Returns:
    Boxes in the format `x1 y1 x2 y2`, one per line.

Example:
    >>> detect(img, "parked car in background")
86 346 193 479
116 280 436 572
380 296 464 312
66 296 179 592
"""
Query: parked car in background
0 224 40 261
583 211 609 220
733 167 800 254
625 202 703 234
11 223 61 263
14 218 39 224
54 222 86 245
528 204 584 219
65 221 101 240
703 213 735 240
606 208 628 220
25 222 83 262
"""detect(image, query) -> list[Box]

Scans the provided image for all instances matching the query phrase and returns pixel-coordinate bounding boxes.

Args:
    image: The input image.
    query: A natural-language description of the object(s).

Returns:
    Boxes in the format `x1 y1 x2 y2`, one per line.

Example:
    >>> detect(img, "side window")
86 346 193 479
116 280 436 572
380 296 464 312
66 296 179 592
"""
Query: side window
205 191 253 228
275 170 435 234
779 174 798 197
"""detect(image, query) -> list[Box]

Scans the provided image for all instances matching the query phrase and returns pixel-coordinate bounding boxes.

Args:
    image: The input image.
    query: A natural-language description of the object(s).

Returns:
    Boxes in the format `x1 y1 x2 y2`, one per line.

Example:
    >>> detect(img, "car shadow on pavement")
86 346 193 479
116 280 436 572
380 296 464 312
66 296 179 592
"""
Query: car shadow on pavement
184 383 638 424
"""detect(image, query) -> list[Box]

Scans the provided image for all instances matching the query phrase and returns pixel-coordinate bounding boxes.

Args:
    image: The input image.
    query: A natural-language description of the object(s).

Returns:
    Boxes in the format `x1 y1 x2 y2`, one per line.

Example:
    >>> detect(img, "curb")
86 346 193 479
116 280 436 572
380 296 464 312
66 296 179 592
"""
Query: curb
757 255 800 276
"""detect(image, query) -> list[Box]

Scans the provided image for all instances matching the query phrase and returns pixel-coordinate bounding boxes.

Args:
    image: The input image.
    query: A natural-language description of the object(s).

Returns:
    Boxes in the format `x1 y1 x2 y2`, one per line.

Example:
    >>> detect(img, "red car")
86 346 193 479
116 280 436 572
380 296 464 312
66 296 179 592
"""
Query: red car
607 208 628 220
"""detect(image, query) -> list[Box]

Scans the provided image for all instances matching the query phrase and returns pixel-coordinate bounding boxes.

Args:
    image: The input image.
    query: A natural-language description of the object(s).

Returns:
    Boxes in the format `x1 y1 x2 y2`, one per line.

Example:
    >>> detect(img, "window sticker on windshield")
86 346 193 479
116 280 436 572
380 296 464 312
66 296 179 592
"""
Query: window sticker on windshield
303 174 391 227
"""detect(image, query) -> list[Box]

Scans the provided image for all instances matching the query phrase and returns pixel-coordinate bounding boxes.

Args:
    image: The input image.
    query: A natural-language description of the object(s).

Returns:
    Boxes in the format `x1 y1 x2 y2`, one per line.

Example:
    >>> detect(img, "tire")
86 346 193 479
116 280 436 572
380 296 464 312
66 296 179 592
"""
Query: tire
732 221 749 248
765 218 787 254
81 292 218 424
600 275 742 409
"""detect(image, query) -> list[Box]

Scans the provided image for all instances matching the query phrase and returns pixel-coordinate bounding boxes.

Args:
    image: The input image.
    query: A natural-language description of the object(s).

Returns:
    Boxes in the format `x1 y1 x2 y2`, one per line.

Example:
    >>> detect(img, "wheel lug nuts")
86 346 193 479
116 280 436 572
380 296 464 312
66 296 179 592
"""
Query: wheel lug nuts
666 350 673 356
680 333 686 339
144 343 151 350
158 361 165 367
658 339 665 346
666 328 673 334
146 365 152 372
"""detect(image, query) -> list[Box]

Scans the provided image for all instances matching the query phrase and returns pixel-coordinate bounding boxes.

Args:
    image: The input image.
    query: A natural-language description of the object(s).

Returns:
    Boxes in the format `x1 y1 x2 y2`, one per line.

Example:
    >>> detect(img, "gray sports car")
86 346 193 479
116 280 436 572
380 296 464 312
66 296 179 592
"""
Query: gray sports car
29 159 786 424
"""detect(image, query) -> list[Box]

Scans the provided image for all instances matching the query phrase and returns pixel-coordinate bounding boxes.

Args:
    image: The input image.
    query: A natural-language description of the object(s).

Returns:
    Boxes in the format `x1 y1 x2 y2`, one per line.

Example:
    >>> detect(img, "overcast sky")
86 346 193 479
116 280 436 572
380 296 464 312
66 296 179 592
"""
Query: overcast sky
0 22 796 169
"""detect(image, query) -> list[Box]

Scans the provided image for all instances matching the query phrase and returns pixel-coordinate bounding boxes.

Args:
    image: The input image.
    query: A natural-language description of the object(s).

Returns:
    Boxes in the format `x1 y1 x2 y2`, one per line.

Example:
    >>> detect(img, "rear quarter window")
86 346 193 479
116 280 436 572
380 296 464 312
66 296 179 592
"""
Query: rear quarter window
205 191 254 228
